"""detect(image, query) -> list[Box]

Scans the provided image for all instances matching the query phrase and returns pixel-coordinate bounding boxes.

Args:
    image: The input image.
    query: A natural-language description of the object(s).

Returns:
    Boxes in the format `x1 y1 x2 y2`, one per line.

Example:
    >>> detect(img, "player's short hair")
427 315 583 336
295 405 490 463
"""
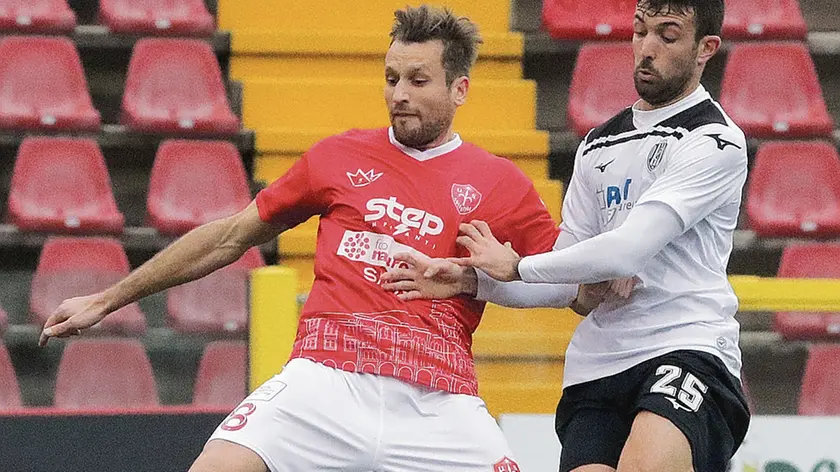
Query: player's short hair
637 0 725 41
390 5 483 85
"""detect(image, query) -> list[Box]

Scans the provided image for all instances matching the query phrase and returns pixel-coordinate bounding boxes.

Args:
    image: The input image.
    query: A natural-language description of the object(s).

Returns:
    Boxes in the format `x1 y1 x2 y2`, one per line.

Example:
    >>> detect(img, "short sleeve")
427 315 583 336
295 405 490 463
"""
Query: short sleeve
635 127 747 231
479 162 559 256
558 141 601 242
255 150 329 229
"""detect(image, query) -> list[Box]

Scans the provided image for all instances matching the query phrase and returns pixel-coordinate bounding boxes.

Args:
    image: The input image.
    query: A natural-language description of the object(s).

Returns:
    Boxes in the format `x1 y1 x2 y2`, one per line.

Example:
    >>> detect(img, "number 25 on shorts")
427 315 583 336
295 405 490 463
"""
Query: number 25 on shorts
650 365 709 413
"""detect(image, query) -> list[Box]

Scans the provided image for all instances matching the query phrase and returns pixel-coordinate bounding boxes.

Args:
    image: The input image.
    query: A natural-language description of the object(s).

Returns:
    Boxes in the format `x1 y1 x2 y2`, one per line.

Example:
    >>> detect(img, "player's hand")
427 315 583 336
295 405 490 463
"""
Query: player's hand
381 252 474 301
570 277 639 316
39 293 110 347
451 221 521 282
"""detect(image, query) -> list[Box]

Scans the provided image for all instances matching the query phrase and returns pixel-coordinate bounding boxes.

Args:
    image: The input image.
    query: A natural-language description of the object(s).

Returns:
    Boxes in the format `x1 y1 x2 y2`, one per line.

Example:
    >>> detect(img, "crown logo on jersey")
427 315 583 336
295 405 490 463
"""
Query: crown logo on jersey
347 169 383 188
493 457 521 472
451 184 483 215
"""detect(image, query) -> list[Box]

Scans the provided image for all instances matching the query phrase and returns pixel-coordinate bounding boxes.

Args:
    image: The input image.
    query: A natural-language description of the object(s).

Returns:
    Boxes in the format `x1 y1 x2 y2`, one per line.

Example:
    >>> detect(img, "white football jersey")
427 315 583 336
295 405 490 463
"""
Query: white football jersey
561 85 748 387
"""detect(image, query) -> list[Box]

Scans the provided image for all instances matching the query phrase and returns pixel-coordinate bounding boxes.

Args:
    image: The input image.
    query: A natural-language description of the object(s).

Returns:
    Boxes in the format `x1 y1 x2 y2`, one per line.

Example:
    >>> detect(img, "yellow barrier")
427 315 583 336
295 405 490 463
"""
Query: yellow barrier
248 266 299 391
730 276 840 312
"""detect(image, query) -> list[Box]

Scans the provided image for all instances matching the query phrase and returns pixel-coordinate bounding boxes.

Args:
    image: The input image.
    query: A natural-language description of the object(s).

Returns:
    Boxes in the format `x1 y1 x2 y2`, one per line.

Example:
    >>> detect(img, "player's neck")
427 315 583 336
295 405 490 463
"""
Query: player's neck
637 77 702 112
415 129 456 151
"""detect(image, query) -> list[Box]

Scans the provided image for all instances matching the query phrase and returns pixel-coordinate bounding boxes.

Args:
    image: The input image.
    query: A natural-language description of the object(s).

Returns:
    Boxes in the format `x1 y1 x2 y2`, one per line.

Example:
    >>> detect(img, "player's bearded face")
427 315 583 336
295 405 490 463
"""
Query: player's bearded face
385 41 459 150
632 7 700 107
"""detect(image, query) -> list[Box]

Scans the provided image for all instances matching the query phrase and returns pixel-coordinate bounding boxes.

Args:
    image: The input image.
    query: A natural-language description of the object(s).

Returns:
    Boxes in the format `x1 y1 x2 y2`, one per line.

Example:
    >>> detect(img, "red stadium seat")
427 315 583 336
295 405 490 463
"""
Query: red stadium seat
193 341 247 407
542 0 635 40
720 43 834 138
167 248 264 334
7 137 124 234
799 344 840 415
746 142 840 238
0 343 22 410
774 243 840 340
0 36 100 131
30 237 145 334
100 0 214 36
723 0 807 40
147 140 250 235
121 39 239 135
568 43 638 137
0 0 76 33
54 339 158 409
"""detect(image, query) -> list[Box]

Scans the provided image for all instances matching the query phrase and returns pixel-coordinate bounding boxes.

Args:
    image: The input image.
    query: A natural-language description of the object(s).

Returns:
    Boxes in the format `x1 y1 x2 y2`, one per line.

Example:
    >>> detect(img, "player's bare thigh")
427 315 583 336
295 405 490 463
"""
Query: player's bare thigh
616 411 694 472
570 465 616 472
189 439 269 472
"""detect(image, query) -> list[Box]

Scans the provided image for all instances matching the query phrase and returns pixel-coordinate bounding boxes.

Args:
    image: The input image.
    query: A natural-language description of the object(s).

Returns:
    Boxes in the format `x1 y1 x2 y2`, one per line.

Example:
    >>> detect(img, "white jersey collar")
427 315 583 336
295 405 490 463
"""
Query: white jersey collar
631 85 711 130
388 126 462 161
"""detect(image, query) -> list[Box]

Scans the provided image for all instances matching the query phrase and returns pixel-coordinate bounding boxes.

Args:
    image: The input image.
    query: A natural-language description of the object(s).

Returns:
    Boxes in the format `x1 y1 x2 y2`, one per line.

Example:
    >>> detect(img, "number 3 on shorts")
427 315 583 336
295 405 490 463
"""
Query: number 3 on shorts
650 365 709 412
221 402 257 432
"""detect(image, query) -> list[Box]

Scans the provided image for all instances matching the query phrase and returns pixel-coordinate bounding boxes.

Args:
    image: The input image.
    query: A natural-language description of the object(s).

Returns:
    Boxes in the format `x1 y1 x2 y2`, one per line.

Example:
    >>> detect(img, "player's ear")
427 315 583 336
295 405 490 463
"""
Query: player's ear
451 76 469 107
696 35 721 67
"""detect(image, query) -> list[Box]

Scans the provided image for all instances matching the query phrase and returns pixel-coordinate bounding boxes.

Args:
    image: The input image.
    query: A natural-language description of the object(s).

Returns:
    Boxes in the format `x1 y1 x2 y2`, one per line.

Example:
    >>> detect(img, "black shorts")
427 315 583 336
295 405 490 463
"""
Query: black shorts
555 350 750 472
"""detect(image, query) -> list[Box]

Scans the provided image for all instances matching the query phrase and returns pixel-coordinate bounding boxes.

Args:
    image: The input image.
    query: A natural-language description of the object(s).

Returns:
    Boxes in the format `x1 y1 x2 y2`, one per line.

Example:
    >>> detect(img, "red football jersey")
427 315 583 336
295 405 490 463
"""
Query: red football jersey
256 128 559 395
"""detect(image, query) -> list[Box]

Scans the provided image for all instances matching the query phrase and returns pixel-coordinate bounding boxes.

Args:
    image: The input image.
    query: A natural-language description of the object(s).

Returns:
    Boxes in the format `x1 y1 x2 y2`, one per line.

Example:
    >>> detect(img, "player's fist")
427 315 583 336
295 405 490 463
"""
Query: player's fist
39 293 110 347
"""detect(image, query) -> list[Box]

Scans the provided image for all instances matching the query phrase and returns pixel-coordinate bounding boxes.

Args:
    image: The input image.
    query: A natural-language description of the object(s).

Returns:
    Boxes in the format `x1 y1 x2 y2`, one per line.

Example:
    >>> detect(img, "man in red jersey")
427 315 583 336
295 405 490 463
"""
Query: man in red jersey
37 5 605 472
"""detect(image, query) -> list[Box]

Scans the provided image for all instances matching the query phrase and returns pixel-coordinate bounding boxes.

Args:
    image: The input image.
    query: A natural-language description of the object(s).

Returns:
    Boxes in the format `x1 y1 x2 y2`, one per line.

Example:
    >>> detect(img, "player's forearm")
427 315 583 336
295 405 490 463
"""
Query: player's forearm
476 269 578 308
100 218 250 313
518 203 682 285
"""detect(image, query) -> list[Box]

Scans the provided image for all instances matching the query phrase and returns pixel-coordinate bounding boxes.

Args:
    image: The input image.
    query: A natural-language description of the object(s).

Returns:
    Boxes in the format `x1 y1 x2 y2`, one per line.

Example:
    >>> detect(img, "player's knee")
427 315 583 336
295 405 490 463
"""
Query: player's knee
189 439 268 472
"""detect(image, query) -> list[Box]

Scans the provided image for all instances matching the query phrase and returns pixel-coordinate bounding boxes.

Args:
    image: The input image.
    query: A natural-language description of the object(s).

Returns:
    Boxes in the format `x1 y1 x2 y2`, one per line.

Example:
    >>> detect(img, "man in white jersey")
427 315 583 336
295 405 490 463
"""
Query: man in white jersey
382 1 750 471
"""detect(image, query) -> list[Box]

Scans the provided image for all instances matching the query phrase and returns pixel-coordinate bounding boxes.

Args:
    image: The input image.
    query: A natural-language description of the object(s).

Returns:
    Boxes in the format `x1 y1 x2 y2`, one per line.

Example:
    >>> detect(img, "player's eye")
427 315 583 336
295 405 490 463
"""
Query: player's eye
662 35 677 44
386 77 398 86
412 79 428 86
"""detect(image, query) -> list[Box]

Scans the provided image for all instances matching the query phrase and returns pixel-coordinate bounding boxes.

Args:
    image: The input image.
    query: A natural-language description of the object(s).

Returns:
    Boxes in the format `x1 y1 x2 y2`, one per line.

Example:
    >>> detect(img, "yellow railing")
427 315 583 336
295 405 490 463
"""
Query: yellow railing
248 270 840 392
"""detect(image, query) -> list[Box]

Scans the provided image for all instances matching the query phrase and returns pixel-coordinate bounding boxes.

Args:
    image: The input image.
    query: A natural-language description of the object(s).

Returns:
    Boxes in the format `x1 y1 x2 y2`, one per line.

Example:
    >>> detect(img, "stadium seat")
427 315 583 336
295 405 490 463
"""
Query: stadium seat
0 0 76 33
0 343 21 410
774 243 840 340
121 39 239 134
0 36 100 131
167 248 264 334
798 344 840 415
542 0 635 40
147 140 251 235
193 341 247 407
746 142 840 238
723 0 807 40
54 339 158 409
567 43 638 137
99 0 214 36
7 137 124 234
30 237 145 334
720 43 834 138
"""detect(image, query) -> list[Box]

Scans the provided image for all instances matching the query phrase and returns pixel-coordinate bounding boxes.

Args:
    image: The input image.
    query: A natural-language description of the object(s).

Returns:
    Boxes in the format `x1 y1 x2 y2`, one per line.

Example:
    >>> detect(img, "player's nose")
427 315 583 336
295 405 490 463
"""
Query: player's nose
392 80 411 103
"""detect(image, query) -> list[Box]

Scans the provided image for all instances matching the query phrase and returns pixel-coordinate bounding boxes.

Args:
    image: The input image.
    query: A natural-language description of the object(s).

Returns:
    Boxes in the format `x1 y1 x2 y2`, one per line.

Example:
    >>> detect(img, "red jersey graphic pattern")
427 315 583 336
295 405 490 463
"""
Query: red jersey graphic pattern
256 128 559 395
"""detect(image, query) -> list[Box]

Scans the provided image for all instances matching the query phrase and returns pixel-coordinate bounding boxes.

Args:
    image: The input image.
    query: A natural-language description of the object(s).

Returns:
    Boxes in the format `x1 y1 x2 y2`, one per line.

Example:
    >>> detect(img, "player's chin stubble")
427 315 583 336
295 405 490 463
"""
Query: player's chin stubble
391 116 451 150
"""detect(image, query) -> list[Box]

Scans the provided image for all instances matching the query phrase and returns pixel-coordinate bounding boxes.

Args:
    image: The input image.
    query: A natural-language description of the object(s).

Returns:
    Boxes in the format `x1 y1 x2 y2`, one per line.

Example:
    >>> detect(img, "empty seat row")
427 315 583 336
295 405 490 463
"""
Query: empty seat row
7 137 250 235
0 36 238 134
26 237 263 334
0 0 214 35
543 0 807 41
5 339 840 415
0 340 246 410
568 42 833 139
